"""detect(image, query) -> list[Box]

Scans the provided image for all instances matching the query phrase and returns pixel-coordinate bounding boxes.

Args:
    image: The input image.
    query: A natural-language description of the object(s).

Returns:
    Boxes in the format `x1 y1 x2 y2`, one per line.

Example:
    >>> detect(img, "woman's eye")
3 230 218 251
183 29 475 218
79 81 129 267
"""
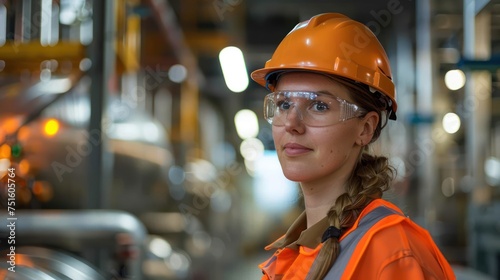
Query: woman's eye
311 101 329 112
277 100 292 110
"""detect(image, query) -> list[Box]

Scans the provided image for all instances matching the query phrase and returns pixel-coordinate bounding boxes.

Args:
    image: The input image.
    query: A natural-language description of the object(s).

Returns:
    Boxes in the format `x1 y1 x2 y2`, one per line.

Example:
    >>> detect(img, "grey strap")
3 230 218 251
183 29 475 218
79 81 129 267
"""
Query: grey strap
322 206 401 279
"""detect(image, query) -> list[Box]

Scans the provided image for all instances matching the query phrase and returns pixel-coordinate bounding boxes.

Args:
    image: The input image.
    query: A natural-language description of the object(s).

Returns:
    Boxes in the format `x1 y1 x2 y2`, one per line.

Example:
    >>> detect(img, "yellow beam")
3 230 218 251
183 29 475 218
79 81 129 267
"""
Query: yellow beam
114 0 141 74
185 31 229 54
0 42 85 74
0 41 85 60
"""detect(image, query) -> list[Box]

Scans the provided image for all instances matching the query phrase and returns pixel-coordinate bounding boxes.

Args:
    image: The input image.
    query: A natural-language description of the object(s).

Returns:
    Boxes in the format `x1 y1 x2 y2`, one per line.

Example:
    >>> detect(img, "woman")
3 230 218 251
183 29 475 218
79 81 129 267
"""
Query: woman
250 13 455 279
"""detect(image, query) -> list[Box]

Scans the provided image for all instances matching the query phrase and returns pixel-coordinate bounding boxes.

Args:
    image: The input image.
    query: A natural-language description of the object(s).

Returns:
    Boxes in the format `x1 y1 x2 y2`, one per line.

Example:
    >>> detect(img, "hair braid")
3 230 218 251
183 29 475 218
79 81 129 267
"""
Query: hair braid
305 152 395 280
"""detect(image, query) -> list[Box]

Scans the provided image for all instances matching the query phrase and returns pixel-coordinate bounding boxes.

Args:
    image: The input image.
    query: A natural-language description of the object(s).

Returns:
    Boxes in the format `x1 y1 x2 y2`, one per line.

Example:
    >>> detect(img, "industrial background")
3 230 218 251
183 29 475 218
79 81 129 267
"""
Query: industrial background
0 0 499 279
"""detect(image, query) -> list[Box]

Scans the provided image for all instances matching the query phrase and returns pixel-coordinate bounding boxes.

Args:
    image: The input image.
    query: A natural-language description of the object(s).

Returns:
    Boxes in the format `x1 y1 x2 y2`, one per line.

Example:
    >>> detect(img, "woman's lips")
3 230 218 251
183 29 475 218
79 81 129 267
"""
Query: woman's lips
283 143 312 156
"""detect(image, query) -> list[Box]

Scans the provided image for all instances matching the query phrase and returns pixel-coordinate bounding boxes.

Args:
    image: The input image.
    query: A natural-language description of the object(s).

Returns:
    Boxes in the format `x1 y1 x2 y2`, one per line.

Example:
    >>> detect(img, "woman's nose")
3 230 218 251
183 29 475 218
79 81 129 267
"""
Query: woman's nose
284 106 306 133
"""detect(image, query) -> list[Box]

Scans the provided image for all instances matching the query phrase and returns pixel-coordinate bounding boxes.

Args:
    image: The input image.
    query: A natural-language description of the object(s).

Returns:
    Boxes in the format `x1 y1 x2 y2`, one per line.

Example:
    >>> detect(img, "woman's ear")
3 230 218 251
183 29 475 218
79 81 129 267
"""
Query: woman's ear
356 111 379 146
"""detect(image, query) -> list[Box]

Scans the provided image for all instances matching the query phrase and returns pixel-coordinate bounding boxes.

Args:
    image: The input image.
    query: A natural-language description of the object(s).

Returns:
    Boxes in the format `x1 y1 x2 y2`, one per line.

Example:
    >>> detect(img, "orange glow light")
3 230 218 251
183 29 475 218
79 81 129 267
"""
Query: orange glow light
33 181 53 202
19 159 30 175
17 126 31 142
16 254 35 267
2 118 19 134
0 144 11 158
44 119 60 137
33 181 44 196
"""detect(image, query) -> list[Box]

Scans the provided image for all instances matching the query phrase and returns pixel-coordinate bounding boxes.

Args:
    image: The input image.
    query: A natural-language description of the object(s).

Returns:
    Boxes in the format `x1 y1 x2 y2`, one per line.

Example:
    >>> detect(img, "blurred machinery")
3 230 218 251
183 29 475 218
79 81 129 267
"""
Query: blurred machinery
0 0 240 279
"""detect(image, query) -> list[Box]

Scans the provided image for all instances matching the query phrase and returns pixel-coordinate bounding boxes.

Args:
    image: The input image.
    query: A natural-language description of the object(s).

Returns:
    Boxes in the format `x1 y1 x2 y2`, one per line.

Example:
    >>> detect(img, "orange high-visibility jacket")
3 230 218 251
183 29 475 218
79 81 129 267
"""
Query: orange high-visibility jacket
259 199 455 279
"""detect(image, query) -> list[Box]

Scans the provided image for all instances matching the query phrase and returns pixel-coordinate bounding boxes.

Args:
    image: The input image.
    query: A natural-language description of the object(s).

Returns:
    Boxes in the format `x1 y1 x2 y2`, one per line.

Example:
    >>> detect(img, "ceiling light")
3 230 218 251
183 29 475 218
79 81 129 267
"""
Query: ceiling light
442 112 461 134
168 64 187 83
444 69 466 90
219 46 249 93
234 109 259 140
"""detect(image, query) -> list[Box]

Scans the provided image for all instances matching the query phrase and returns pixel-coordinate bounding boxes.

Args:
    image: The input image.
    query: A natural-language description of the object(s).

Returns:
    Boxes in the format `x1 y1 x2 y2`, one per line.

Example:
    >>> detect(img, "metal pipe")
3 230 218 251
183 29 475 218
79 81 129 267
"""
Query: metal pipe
415 0 436 230
463 0 492 271
87 0 114 210
0 3 6 46
0 210 147 279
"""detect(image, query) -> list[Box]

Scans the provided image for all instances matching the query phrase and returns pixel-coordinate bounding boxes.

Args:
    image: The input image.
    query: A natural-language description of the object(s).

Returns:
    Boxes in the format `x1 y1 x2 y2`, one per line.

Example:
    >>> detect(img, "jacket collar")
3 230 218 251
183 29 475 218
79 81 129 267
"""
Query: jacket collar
265 211 330 250
265 199 401 251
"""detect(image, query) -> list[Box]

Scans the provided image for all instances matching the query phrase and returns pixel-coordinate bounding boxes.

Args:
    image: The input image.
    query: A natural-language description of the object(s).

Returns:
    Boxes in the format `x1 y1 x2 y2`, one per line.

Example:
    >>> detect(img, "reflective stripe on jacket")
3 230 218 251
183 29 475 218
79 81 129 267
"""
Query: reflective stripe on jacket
259 199 456 280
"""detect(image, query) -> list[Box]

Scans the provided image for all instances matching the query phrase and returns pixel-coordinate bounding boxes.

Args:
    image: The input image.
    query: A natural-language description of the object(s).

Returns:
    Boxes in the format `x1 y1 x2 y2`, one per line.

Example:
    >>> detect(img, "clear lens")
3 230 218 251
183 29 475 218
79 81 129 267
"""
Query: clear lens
264 91 366 127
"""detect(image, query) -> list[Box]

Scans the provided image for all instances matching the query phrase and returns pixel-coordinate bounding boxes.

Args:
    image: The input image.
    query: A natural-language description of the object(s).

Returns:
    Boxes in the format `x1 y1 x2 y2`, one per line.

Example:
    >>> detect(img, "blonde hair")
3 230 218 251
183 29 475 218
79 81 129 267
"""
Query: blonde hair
305 77 396 280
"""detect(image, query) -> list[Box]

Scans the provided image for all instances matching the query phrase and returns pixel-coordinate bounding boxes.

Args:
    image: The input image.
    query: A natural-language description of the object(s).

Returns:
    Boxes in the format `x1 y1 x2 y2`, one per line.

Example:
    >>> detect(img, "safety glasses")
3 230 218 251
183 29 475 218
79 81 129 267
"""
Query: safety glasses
264 91 367 127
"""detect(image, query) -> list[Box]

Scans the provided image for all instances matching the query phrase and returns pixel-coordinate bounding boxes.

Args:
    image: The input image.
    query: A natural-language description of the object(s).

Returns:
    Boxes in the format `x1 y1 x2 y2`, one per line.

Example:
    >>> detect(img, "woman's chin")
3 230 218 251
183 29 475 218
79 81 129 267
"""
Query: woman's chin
281 170 312 183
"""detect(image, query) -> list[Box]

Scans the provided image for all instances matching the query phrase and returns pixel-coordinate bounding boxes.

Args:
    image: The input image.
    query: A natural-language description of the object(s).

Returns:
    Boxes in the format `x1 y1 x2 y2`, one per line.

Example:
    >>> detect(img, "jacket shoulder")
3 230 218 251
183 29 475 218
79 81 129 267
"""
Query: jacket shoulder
348 204 455 279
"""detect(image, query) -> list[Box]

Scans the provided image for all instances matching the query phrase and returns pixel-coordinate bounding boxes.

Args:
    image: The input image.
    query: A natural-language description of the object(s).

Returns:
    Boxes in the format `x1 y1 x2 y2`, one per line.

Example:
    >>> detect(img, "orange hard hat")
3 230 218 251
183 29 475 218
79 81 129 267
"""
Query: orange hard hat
251 13 397 119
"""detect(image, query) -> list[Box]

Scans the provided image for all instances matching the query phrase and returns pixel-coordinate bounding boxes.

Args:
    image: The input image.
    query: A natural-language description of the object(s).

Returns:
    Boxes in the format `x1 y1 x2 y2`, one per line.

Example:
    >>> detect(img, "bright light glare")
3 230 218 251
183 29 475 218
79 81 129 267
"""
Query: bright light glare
0 5 7 46
244 158 256 177
0 158 10 178
59 8 76 25
485 157 500 186
59 0 80 25
390 156 406 181
80 18 92 45
79 58 92 71
149 237 172 258
444 69 466 90
234 109 259 139
441 177 455 197
2 117 20 134
219 46 249 93
108 122 161 143
40 68 51 81
19 159 30 175
168 64 187 83
185 159 217 182
167 252 190 272
44 119 60 137
442 113 461 134
168 165 185 185
253 150 299 214
0 144 11 158
31 78 71 97
211 189 232 213
191 231 212 254
239 138 264 161
143 123 159 142
40 0 52 46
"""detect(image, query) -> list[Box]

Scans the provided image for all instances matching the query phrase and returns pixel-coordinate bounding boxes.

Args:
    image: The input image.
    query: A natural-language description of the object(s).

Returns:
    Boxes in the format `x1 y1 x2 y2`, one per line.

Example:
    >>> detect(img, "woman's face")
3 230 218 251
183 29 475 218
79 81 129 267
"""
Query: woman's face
272 72 364 185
